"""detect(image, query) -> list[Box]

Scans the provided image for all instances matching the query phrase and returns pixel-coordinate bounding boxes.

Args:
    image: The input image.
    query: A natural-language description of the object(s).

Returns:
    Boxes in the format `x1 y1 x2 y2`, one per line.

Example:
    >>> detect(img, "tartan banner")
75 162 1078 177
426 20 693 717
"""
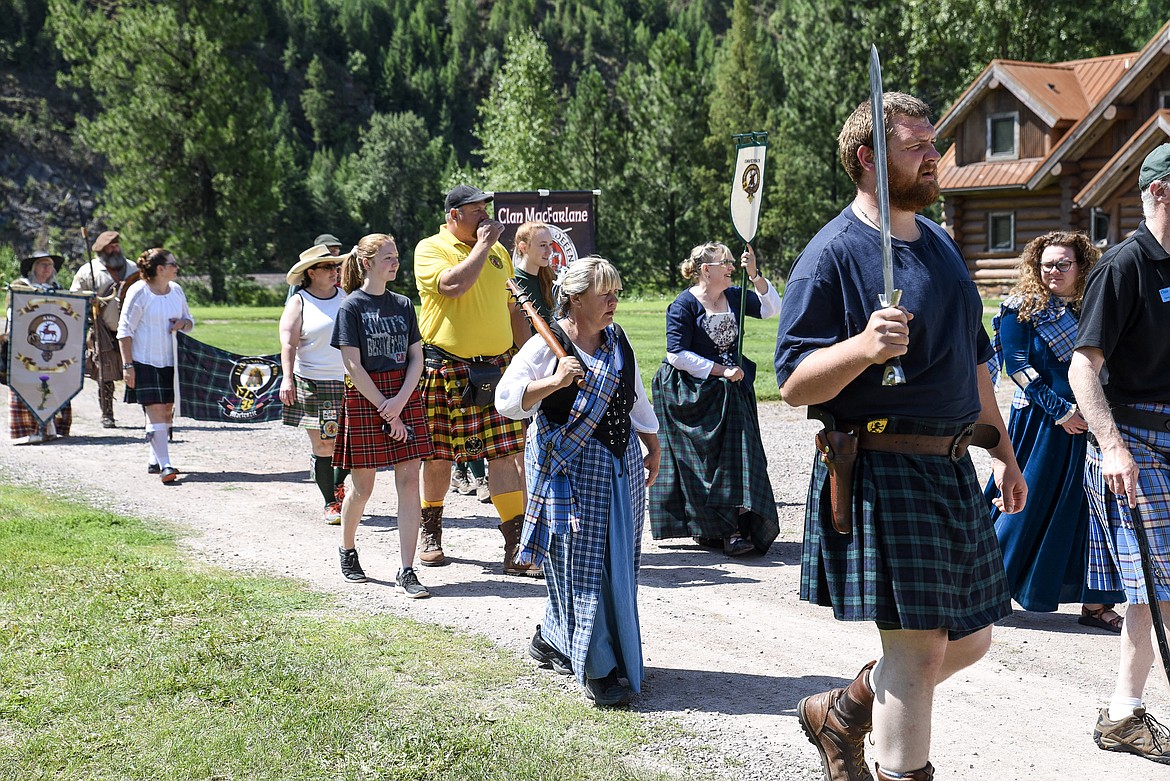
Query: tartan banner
176 332 282 423
6 288 88 426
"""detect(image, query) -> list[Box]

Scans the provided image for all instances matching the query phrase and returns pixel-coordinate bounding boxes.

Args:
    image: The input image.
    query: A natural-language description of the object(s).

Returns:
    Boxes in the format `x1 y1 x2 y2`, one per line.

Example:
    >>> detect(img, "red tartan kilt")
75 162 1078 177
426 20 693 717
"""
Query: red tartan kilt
333 369 434 470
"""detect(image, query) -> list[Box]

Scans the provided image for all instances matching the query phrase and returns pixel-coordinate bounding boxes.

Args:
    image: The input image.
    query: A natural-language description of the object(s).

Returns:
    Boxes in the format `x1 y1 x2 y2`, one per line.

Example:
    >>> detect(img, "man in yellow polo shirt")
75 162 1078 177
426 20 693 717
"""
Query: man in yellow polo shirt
414 184 538 576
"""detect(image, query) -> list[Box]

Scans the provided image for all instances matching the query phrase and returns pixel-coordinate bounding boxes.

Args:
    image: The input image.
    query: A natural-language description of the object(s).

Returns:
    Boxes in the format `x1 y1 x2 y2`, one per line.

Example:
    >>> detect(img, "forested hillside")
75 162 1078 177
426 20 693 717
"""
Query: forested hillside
0 0 1162 300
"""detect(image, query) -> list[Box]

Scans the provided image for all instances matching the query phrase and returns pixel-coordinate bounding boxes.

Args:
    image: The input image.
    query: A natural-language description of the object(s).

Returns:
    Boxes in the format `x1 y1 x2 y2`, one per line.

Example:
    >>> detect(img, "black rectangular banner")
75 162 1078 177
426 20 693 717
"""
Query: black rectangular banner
492 190 599 272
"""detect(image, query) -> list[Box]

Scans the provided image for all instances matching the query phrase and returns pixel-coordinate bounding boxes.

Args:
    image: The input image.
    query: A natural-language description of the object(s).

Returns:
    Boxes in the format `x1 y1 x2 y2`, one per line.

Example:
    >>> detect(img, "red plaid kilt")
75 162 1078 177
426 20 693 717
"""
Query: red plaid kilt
333 369 434 470
8 392 71 440
420 351 524 463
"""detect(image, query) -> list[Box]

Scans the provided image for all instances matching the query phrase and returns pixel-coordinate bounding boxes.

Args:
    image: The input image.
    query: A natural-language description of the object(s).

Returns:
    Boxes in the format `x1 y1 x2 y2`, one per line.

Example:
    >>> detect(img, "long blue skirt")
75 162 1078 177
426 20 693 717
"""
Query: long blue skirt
541 449 644 691
985 403 1123 611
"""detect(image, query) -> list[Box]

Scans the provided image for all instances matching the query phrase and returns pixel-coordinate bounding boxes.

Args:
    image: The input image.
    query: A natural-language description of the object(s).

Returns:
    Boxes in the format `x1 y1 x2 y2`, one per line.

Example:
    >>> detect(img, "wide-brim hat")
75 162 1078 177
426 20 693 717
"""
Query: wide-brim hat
444 184 493 211
91 230 120 254
20 251 65 278
313 233 342 248
286 244 339 286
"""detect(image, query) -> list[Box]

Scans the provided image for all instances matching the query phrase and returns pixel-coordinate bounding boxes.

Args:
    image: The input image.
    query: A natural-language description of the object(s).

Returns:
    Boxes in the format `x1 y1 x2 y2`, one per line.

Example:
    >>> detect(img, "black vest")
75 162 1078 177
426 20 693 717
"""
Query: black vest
539 322 637 459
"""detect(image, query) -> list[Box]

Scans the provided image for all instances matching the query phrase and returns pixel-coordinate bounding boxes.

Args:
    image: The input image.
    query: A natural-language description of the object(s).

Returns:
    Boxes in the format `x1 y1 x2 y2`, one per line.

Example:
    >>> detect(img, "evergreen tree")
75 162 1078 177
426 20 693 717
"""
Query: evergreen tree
49 0 287 301
475 32 561 190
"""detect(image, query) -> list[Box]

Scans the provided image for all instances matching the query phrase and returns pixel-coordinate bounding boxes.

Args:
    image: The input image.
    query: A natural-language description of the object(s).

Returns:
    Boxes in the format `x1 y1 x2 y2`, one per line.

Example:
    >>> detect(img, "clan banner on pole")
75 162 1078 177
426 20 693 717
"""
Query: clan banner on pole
6 288 88 426
493 190 599 274
729 132 769 360
176 332 282 423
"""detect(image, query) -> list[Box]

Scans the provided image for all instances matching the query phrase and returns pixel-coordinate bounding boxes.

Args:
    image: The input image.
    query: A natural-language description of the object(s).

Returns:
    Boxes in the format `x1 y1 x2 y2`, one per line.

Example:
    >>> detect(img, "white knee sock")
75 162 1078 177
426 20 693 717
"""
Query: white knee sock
146 422 171 468
1108 696 1143 721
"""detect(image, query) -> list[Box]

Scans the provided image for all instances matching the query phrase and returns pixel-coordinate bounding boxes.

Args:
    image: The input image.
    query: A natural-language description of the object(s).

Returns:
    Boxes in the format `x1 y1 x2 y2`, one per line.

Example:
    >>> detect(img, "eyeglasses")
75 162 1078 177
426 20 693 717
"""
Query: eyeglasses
311 263 340 271
162 260 180 268
702 260 736 268
1039 260 1076 273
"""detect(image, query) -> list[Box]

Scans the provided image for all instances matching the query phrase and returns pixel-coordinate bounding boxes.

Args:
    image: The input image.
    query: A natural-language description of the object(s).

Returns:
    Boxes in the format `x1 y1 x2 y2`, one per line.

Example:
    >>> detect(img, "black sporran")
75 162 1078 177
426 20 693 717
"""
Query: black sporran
463 361 502 408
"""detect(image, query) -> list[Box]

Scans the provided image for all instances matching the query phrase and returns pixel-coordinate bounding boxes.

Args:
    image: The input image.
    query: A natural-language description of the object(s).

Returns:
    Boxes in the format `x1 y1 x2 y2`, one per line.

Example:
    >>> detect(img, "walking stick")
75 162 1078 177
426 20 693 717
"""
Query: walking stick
1125 499 1170 684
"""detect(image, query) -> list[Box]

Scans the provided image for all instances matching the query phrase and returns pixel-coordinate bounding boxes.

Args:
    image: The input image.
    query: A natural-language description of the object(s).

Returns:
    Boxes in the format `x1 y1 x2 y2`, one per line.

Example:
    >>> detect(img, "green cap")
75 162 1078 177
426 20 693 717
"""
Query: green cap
1138 143 1170 191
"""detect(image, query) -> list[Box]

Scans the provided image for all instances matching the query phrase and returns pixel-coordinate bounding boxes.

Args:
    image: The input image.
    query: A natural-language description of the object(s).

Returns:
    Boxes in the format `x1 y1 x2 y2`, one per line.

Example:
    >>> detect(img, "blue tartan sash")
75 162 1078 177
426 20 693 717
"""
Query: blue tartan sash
988 296 1078 409
518 326 622 567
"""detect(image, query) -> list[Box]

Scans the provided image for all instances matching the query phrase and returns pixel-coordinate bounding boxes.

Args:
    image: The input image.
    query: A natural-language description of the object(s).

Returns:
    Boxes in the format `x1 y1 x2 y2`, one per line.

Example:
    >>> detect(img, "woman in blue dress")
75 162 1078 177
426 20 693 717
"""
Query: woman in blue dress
986 230 1124 630
496 257 660 707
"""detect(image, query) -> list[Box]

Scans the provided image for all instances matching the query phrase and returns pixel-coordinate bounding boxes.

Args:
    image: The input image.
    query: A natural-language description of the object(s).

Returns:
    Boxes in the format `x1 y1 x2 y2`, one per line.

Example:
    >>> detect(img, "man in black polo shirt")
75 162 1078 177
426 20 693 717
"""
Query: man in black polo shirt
1069 142 1170 765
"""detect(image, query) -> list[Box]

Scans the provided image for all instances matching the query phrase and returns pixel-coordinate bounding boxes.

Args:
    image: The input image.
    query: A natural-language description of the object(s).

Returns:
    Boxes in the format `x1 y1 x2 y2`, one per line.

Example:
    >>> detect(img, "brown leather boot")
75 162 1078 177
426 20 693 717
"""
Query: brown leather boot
498 516 543 578
418 506 446 566
797 660 877 781
875 762 934 780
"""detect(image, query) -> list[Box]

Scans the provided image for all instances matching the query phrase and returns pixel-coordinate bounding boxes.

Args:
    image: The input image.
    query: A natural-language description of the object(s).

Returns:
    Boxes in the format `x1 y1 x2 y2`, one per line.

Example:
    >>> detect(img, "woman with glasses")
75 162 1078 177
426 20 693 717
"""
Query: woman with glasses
649 242 781 557
279 244 349 524
986 230 1124 631
117 248 193 483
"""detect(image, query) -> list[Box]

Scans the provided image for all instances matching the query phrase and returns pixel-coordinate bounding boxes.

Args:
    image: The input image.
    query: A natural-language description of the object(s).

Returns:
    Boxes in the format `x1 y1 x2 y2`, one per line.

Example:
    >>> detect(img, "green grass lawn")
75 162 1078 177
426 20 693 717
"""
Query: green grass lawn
191 297 1004 405
0 485 677 780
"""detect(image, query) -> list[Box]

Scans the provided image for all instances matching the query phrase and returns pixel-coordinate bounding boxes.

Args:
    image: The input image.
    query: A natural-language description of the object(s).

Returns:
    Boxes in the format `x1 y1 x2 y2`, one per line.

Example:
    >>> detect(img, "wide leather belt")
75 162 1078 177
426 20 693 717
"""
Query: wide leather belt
858 423 999 462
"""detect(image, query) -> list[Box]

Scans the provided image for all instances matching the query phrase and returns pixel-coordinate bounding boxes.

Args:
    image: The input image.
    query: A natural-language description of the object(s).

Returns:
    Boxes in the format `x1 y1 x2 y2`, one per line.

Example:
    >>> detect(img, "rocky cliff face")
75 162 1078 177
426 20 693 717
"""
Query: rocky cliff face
0 70 108 270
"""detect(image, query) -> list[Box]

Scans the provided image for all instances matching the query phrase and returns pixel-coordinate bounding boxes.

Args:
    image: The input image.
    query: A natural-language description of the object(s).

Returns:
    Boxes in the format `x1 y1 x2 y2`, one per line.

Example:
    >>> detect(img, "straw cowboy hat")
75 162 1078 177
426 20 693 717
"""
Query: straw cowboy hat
286 244 339 286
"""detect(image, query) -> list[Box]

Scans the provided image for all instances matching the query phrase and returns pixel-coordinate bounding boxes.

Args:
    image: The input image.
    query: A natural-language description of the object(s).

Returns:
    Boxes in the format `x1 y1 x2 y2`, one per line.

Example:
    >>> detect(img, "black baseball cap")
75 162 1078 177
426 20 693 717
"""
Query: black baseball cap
444 184 493 211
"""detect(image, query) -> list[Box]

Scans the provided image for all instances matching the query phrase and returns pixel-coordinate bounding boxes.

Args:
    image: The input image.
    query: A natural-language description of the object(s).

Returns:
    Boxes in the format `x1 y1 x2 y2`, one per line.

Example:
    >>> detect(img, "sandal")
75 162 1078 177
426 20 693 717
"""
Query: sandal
1078 604 1124 633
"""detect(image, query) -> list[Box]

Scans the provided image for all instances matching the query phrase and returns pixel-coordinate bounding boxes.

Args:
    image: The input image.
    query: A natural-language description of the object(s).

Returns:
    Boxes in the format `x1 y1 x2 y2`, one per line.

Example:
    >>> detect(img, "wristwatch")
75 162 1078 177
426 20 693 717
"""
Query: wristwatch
748 272 761 282
123 363 134 369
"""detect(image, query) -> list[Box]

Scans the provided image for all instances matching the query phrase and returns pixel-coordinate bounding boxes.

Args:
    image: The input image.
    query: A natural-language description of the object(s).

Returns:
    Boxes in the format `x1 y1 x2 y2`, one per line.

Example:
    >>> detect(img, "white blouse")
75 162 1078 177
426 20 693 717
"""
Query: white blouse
117 280 194 367
496 328 658 434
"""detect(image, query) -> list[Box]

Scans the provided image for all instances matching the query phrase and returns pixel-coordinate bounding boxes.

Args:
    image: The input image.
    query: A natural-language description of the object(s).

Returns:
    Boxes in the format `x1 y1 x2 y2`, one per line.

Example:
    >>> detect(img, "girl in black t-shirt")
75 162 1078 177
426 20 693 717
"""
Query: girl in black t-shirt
329 233 434 595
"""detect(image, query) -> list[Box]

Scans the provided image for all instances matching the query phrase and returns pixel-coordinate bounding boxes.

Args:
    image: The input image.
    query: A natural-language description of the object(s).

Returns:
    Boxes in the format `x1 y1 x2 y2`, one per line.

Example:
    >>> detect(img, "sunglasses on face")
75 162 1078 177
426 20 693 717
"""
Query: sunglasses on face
1039 260 1076 273
702 260 736 268
311 263 340 271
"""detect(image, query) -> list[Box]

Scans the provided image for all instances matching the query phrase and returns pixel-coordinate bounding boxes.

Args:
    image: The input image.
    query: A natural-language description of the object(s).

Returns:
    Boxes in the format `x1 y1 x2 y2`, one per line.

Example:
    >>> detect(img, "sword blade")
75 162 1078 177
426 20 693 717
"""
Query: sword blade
869 44 894 304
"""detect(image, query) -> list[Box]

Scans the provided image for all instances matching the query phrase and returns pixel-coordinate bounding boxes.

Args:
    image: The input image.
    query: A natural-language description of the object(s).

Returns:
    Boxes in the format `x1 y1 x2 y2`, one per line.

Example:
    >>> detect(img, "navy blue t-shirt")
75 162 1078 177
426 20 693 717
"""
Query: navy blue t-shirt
774 207 990 424
331 289 421 374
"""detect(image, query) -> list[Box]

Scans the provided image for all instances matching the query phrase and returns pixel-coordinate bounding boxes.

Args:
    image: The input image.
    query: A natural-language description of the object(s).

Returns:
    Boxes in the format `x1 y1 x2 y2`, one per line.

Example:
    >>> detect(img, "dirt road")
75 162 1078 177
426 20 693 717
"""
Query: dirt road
3 382 1167 780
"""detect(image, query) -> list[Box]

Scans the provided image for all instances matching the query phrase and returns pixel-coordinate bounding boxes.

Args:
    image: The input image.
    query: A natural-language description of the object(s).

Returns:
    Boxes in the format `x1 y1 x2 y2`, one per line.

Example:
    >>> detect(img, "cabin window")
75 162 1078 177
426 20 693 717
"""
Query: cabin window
1159 91 1170 110
987 112 1019 159
1091 208 1111 246
988 212 1015 252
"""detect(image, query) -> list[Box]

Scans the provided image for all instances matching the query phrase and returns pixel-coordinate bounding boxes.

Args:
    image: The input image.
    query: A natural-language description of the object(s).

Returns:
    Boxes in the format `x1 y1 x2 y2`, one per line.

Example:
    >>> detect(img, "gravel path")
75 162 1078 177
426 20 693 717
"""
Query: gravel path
2 381 1168 780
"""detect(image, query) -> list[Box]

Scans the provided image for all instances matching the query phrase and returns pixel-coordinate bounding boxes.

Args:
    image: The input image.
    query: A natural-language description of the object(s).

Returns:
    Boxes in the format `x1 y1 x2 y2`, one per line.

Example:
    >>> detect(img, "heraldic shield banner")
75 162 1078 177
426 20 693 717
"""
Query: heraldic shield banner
6 288 88 426
729 132 768 245
176 332 282 423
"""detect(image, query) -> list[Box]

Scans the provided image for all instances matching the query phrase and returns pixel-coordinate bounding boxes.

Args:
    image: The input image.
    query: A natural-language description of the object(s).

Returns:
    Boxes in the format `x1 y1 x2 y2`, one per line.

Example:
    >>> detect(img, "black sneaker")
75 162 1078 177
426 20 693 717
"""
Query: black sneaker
395 567 430 599
339 547 367 583
147 463 161 474
584 670 631 707
528 624 572 675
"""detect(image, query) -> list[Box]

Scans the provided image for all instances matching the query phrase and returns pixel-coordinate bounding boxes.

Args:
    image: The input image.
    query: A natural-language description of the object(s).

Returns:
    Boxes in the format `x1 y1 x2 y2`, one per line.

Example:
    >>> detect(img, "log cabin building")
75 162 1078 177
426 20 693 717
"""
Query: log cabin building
937 20 1170 282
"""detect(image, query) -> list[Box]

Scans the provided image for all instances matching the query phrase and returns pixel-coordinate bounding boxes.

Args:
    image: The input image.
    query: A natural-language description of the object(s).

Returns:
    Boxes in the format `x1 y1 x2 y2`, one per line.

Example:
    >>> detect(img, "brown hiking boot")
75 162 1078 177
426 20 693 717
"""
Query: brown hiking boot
875 762 934 780
418 506 446 566
797 661 877 781
1093 706 1170 764
498 516 543 578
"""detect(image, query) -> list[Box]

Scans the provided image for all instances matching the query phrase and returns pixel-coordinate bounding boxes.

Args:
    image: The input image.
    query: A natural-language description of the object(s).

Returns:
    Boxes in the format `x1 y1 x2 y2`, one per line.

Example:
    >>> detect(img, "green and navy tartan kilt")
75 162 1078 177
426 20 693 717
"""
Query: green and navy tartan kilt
649 364 779 552
420 351 523 463
1084 402 1170 603
123 362 174 406
8 393 71 439
281 374 345 430
801 420 1011 639
333 369 434 470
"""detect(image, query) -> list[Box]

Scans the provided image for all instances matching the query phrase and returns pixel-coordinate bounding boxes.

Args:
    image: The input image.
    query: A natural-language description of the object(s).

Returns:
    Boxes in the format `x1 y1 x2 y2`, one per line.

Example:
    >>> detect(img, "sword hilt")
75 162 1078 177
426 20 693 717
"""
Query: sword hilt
878 289 906 387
